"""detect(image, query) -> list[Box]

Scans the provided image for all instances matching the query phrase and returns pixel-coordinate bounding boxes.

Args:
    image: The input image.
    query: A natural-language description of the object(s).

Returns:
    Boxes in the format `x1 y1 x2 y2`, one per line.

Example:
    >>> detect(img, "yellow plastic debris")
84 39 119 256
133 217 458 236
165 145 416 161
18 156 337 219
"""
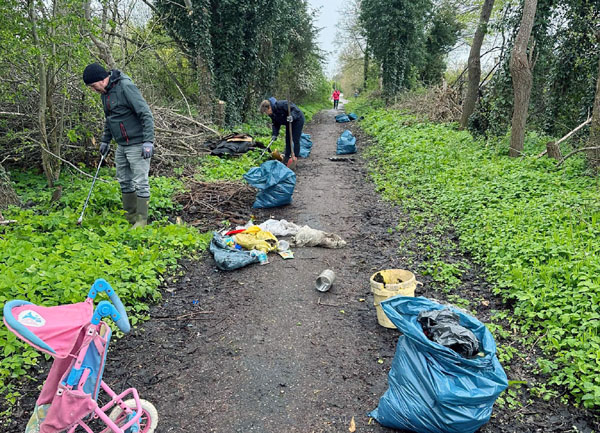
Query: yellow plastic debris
234 226 278 252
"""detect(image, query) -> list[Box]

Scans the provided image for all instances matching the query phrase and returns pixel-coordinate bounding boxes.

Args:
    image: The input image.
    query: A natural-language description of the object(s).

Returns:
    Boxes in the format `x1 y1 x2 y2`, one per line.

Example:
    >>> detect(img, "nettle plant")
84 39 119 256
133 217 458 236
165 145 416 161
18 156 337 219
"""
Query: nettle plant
360 107 600 409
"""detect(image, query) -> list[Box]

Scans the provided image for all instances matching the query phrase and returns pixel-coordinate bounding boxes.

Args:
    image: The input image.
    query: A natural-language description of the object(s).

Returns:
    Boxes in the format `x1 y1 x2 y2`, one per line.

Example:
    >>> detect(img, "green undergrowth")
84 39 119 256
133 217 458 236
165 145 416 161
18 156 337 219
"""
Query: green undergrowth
198 100 328 181
353 104 600 409
0 98 327 420
0 169 211 420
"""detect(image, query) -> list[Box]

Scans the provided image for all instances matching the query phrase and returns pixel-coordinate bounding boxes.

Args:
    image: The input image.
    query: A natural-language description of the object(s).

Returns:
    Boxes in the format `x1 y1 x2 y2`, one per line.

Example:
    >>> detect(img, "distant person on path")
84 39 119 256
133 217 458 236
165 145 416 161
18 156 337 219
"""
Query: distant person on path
260 97 305 168
332 89 340 109
83 62 155 228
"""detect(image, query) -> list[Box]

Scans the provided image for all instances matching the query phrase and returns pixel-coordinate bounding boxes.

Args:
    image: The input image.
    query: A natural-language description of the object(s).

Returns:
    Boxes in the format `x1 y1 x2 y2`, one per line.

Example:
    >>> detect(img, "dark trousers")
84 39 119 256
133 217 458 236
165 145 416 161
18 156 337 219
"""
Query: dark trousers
333 99 339 109
284 118 304 162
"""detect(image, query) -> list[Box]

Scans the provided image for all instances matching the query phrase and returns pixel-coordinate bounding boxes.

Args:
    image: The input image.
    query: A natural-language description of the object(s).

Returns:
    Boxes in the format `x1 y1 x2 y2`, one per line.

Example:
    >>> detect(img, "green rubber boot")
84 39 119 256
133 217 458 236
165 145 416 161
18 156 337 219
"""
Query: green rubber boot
122 192 137 224
132 197 149 229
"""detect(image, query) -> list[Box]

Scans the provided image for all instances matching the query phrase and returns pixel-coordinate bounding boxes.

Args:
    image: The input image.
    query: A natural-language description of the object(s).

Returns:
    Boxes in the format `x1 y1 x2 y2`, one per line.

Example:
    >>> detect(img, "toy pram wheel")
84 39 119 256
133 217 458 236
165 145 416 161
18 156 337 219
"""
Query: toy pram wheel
108 399 158 433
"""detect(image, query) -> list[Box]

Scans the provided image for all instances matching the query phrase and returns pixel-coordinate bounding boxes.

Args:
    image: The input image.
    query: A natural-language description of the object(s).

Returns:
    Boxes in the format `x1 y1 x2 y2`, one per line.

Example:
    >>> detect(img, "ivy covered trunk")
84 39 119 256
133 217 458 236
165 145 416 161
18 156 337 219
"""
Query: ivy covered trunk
588 39 600 170
363 42 369 92
0 163 20 209
460 0 495 129
509 0 538 158
196 54 214 120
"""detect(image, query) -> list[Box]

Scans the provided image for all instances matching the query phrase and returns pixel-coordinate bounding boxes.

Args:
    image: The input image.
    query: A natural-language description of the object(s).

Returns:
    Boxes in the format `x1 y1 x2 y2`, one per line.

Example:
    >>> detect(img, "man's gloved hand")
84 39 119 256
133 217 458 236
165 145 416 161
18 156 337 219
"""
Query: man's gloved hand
141 142 154 159
286 115 293 123
271 135 278 143
99 142 110 156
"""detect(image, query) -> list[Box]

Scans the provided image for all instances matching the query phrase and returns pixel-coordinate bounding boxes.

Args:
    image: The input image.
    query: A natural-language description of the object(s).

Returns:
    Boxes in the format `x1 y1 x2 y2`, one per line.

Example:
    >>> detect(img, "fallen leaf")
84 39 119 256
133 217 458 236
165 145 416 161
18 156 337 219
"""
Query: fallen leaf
377 359 384 364
358 298 365 302
349 416 356 432
340 310 346 314
176 216 183 225
481 300 490 307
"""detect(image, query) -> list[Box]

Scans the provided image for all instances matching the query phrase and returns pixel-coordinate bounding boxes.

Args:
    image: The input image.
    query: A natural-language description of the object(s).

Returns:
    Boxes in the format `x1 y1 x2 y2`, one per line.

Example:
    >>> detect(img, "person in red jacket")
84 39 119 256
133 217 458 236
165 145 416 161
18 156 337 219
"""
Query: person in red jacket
332 89 340 109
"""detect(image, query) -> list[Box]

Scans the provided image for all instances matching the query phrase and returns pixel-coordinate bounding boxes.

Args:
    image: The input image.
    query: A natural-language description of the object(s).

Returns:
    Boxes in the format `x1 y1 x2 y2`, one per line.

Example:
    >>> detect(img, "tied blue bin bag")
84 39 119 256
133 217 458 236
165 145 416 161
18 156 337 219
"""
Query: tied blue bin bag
299 133 313 158
370 296 508 433
335 113 350 123
243 160 296 208
337 130 357 154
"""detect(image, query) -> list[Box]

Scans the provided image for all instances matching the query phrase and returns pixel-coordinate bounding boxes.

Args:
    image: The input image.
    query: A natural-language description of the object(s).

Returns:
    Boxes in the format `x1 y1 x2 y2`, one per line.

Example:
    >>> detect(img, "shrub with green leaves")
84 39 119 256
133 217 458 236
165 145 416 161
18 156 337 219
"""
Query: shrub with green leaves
357 107 600 408
0 171 211 420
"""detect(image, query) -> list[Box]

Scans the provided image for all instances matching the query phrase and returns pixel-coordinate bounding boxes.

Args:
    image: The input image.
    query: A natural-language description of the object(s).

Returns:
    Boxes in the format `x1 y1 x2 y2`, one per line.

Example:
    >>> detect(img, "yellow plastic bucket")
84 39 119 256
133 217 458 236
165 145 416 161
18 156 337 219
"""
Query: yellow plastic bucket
370 269 421 329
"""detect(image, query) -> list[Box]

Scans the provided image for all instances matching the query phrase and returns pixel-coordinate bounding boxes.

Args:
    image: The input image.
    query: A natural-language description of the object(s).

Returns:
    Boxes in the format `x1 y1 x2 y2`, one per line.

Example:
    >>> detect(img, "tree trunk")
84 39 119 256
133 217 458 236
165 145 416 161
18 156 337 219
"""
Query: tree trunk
29 0 58 187
546 141 562 160
196 54 214 120
84 0 116 69
363 42 370 92
587 36 600 169
509 0 538 158
0 164 20 209
460 0 495 129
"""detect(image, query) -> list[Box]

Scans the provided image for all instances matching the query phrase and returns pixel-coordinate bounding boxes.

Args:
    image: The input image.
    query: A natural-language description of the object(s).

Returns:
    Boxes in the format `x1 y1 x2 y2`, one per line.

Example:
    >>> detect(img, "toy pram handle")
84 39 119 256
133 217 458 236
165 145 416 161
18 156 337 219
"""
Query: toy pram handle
88 279 131 333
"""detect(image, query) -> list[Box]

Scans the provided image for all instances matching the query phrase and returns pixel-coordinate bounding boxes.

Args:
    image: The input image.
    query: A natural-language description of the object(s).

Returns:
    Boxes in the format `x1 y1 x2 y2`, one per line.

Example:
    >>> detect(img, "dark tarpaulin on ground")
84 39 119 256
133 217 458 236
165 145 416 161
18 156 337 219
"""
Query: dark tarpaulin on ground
204 133 266 157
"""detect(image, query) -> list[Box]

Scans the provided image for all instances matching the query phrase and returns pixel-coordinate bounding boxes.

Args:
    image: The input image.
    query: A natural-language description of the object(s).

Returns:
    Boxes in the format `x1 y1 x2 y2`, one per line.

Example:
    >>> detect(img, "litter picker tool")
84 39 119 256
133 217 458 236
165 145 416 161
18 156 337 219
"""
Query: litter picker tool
77 153 105 225
259 137 275 159
286 93 297 170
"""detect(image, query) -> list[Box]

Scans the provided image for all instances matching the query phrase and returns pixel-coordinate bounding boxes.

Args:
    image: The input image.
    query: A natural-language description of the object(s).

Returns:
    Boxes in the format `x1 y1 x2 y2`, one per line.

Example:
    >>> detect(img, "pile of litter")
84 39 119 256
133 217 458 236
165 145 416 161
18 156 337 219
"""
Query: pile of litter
209 218 346 271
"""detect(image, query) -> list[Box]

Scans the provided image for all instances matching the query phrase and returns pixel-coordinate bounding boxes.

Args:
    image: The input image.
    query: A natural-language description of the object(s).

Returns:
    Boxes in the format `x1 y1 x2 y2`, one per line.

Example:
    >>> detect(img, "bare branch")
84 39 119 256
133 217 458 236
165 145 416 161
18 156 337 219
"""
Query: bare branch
25 135 109 183
557 146 600 168
0 111 29 117
160 109 221 136
556 116 592 146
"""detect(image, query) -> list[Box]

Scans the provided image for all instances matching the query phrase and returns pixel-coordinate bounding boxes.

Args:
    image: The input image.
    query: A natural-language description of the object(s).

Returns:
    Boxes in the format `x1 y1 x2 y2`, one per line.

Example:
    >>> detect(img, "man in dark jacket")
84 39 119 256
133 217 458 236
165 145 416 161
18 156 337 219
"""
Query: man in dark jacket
83 63 155 228
260 97 305 168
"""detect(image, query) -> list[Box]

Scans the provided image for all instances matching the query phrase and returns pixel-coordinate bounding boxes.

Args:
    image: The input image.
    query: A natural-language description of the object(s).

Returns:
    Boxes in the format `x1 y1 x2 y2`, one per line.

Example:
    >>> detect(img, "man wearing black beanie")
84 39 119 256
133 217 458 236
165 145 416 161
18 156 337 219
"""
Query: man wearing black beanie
83 62 155 228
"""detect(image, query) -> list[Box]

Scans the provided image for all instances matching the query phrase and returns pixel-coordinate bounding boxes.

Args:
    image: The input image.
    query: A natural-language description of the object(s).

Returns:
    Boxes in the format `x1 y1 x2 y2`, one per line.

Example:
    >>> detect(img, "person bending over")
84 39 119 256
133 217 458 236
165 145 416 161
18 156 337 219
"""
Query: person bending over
260 97 305 169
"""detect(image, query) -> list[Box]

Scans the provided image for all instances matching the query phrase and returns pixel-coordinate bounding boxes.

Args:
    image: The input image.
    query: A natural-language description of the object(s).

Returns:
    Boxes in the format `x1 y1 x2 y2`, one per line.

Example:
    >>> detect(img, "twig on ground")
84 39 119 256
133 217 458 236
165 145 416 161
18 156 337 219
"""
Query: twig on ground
153 310 213 320
317 298 341 307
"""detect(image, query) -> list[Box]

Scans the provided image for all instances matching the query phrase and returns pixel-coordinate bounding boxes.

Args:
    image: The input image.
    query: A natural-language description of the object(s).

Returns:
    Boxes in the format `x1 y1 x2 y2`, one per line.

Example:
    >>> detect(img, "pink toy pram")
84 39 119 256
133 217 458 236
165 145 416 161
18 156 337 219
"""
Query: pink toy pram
3 279 158 433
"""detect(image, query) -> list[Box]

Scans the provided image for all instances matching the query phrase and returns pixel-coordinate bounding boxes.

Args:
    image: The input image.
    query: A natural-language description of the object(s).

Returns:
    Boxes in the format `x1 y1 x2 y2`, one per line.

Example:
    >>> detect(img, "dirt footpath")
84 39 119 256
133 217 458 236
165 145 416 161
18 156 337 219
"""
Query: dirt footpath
9 106 597 432
104 106 598 433
109 107 404 433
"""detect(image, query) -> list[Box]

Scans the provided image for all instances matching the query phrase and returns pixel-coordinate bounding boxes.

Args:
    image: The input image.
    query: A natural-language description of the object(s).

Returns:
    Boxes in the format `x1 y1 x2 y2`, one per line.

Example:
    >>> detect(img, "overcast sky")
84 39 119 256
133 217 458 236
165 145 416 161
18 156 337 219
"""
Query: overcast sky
308 0 345 78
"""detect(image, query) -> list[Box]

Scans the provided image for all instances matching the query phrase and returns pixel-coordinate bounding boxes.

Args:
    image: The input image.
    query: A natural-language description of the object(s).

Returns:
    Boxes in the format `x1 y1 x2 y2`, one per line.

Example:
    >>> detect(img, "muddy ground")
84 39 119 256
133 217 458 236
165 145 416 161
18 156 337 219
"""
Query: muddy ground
5 105 600 432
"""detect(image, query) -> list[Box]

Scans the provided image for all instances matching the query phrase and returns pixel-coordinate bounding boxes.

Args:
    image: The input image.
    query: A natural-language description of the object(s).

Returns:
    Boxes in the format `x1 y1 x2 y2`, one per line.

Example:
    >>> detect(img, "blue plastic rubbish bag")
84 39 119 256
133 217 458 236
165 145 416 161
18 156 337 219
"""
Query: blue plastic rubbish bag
299 133 313 158
243 160 296 208
336 130 357 154
209 232 259 271
370 296 508 433
335 113 350 123
347 112 358 120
